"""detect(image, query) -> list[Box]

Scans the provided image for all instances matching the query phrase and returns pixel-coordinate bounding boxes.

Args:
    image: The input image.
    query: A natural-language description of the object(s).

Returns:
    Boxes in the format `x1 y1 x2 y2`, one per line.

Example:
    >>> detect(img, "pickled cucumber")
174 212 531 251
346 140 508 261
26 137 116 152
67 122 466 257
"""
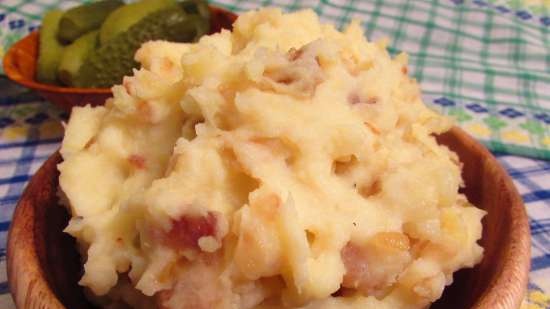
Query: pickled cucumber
99 0 175 45
57 31 99 86
57 0 123 43
180 0 210 35
76 4 209 88
36 10 64 84
180 0 210 19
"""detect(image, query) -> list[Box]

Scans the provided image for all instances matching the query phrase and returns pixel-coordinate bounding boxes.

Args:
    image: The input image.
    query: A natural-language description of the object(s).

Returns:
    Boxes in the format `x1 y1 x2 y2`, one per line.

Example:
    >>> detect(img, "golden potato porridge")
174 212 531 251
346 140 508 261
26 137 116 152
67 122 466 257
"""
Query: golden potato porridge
58 8 484 309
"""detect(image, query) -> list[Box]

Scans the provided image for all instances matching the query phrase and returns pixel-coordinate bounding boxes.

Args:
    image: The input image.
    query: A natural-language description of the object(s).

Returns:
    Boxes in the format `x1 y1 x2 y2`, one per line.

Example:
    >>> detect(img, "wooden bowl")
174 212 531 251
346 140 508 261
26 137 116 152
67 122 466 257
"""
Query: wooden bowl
7 127 530 309
2 6 237 112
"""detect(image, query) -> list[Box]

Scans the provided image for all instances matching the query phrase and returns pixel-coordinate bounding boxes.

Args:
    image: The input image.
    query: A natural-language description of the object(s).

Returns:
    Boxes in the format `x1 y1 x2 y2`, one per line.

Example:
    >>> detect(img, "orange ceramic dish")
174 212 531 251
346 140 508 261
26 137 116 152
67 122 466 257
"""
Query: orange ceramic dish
2 6 237 111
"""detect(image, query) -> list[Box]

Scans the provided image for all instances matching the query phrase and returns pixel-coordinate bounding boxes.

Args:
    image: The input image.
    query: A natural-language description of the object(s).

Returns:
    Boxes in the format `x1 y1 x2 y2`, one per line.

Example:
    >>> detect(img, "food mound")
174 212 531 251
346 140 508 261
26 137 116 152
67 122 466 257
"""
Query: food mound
58 8 484 309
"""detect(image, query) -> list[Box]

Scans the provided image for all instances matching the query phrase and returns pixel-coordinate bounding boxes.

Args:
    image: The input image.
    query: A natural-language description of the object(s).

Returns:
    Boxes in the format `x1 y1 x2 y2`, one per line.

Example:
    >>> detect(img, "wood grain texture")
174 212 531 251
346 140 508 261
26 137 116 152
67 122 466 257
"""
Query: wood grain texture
6 128 530 309
7 152 70 309
2 6 238 112
433 127 531 309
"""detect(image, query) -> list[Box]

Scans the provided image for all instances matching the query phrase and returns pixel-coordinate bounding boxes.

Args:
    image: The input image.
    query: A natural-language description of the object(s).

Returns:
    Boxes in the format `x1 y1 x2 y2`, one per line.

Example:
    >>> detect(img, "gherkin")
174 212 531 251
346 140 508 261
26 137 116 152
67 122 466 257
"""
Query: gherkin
36 10 64 84
57 30 99 86
75 1 210 88
99 0 175 46
57 0 124 43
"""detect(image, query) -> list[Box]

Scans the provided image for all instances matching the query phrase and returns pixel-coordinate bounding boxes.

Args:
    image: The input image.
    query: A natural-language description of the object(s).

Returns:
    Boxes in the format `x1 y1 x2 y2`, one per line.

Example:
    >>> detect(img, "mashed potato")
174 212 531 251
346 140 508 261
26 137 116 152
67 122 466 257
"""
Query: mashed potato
58 8 484 309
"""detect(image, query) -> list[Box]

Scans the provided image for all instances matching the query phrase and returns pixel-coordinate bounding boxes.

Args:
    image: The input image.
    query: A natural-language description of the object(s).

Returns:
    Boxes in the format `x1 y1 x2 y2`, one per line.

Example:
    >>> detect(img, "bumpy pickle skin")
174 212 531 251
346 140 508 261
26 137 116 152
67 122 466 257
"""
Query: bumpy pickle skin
180 0 210 19
36 10 64 84
180 0 211 34
57 0 124 43
98 0 175 45
57 30 99 87
76 4 209 88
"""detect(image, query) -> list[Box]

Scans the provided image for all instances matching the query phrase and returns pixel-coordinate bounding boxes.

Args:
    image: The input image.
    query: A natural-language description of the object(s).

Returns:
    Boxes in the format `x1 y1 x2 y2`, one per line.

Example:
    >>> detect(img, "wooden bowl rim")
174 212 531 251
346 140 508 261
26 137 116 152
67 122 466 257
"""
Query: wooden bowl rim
2 5 237 96
7 151 66 309
6 127 530 309
444 127 531 309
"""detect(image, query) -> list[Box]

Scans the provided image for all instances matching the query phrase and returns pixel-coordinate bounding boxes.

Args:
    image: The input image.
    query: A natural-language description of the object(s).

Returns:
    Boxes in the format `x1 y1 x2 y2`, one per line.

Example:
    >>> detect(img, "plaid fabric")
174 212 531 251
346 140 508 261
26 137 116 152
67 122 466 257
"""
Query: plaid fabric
0 0 548 308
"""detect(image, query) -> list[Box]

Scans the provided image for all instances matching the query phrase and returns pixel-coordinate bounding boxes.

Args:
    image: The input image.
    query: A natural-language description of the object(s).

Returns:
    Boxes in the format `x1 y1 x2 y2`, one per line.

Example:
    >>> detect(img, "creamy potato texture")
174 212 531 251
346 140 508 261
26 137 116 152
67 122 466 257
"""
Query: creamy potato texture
58 8 484 309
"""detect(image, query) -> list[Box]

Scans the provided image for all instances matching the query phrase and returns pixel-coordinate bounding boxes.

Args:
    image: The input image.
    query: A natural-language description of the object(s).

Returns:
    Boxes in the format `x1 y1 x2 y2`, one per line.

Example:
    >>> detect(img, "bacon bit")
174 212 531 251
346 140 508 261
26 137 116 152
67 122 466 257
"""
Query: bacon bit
164 212 218 250
401 66 408 75
261 43 325 98
156 255 225 309
348 92 361 105
348 92 378 105
341 243 365 288
128 154 146 169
